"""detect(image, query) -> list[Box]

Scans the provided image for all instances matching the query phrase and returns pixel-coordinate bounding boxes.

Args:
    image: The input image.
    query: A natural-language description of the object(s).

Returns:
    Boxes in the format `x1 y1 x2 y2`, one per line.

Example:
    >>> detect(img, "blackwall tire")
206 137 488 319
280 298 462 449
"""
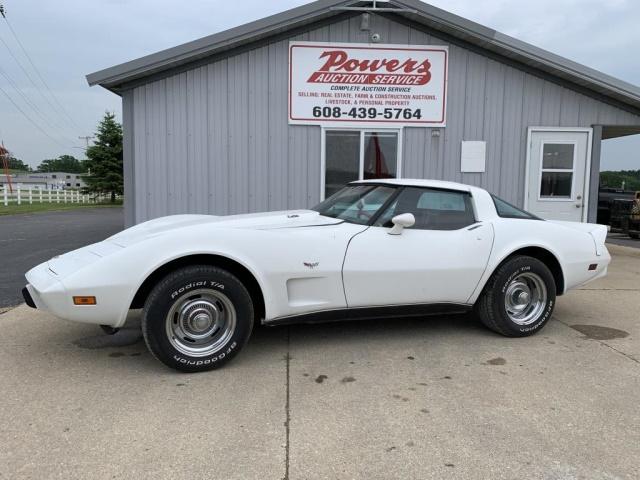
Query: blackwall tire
476 255 556 337
142 265 253 372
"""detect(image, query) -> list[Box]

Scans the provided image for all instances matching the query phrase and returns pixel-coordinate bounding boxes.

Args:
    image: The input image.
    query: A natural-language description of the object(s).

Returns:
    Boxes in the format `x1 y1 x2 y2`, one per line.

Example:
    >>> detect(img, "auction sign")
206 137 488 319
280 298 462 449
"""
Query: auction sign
288 42 448 127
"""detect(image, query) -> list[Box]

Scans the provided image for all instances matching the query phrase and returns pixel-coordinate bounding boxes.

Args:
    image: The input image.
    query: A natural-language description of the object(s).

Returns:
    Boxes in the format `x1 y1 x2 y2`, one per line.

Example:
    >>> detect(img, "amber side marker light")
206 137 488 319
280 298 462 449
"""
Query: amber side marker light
588 264 598 271
73 296 96 305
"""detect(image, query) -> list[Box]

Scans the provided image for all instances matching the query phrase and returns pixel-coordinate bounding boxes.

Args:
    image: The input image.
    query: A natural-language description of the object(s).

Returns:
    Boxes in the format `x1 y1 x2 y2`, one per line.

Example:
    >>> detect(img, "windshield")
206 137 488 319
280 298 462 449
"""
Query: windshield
312 185 396 225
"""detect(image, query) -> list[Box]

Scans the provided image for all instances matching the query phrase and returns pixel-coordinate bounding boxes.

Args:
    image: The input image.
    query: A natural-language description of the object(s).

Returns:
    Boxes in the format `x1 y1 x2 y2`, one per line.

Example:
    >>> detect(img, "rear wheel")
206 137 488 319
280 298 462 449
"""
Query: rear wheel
142 265 253 372
476 255 556 337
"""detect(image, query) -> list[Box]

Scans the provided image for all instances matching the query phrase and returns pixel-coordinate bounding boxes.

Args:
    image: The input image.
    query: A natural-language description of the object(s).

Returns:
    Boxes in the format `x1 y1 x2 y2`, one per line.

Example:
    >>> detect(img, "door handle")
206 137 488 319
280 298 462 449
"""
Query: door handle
575 204 582 208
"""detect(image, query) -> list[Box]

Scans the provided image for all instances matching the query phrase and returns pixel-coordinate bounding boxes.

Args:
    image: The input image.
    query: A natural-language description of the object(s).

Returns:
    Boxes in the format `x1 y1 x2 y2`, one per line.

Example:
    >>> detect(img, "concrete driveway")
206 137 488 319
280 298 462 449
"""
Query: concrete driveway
0 244 638 479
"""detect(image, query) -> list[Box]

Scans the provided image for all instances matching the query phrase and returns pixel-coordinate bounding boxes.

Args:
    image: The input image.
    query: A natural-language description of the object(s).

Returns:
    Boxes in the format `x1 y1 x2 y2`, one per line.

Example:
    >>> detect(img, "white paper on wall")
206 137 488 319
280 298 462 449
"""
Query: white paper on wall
461 141 486 173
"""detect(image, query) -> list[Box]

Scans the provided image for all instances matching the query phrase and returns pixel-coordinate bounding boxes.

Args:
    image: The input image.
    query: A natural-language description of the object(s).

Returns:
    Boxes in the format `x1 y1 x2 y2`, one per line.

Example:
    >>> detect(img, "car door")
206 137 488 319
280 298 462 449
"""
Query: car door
342 187 494 307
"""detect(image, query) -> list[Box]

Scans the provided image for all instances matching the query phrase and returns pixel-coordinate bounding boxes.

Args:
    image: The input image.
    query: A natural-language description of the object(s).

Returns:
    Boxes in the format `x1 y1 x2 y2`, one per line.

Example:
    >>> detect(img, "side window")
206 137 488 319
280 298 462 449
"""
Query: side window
375 187 476 230
491 195 541 220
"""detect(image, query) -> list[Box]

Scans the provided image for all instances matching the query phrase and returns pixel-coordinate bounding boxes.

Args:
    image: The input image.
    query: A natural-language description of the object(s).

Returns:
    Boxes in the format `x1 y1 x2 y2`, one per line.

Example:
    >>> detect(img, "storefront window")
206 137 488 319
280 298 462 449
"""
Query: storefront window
363 132 397 180
325 131 360 198
324 130 400 199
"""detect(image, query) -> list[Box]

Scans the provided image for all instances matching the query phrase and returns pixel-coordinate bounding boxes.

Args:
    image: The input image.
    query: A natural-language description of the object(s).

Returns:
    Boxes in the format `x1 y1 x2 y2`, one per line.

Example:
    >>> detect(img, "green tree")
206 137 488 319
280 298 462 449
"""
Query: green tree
600 170 640 191
83 112 123 202
3 156 31 172
37 154 86 173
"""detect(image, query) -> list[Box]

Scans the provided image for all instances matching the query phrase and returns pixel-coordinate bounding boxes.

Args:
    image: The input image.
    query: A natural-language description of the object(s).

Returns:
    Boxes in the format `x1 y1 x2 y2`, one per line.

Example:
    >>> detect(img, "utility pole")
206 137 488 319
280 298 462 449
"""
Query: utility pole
0 4 5 19
78 135 94 149
1 141 14 193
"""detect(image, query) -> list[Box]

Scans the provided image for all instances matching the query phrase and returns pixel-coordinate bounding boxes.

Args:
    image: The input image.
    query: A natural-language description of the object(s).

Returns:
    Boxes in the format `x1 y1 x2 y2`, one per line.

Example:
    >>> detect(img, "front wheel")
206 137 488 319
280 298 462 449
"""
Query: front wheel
142 265 254 372
476 256 556 337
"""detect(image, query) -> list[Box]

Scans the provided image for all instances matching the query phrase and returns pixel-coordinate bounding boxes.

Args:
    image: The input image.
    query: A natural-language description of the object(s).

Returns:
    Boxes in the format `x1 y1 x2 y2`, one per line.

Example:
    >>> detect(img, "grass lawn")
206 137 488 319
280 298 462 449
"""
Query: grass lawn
0 202 122 216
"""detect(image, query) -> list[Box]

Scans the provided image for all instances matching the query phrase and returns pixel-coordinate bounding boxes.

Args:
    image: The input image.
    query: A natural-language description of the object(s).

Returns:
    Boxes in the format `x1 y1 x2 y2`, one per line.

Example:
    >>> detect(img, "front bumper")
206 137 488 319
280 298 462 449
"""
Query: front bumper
23 242 131 328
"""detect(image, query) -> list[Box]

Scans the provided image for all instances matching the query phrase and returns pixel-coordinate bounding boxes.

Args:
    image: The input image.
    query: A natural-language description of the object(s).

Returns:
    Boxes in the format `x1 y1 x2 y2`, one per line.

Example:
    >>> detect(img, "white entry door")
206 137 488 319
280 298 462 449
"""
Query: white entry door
526 129 592 222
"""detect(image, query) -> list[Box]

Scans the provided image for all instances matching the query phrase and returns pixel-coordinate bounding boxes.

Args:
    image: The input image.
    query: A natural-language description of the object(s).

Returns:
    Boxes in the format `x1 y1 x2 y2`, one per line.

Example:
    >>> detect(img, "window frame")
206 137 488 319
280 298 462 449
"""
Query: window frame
320 127 403 201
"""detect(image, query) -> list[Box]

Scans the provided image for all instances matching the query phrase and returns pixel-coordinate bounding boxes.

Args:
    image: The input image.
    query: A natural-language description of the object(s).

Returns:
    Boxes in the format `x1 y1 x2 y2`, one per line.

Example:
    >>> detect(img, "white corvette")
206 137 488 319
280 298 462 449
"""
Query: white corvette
24 179 610 372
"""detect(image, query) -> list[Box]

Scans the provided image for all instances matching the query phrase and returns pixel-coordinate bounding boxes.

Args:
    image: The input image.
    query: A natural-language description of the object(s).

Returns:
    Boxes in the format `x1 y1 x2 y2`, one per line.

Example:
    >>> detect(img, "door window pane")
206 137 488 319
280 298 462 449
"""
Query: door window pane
542 144 574 169
375 187 475 230
540 172 572 197
325 131 360 198
363 132 397 180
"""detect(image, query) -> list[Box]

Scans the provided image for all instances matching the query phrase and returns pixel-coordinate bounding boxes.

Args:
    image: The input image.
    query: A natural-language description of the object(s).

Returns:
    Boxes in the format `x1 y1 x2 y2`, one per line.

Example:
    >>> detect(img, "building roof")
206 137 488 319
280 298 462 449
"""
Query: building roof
86 0 640 112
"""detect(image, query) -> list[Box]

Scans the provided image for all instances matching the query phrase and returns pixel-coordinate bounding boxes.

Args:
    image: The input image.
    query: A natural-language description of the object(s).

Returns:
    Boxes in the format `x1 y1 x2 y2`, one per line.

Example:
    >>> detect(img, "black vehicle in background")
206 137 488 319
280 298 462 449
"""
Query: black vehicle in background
598 187 640 239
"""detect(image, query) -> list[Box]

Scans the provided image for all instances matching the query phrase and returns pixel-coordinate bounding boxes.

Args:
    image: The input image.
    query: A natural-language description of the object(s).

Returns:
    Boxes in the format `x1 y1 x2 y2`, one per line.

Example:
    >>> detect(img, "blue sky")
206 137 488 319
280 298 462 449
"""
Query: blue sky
0 0 638 171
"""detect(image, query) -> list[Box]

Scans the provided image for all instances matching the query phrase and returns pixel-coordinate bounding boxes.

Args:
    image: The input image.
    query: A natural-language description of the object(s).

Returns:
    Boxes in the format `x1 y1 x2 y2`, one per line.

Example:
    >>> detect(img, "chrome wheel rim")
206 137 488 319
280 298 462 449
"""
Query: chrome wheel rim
504 272 548 326
166 288 236 357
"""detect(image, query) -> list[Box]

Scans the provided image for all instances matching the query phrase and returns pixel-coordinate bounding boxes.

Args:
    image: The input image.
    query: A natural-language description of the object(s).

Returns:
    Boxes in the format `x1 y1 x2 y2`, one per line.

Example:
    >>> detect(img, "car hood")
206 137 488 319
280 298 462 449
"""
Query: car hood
107 210 342 247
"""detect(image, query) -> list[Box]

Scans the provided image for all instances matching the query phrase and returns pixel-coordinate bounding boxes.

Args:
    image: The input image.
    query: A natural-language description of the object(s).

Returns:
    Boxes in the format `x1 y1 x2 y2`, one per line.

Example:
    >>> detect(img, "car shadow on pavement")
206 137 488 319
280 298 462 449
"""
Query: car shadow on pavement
58 311 492 373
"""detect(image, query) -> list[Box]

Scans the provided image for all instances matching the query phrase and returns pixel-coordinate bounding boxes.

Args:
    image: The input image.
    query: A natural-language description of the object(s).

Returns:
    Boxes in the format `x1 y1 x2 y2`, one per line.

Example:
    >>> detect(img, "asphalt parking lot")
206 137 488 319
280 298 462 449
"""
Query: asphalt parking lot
606 231 640 249
0 207 124 308
0 243 638 479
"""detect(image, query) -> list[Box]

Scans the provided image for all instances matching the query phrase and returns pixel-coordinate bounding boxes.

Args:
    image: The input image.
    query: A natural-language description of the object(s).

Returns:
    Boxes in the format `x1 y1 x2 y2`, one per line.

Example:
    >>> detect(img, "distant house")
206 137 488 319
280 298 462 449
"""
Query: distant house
0 172 86 190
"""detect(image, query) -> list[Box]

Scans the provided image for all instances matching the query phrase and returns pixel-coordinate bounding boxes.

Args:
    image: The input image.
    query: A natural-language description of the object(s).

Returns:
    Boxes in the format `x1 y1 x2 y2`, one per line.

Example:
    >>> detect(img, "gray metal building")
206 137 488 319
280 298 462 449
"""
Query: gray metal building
87 0 640 227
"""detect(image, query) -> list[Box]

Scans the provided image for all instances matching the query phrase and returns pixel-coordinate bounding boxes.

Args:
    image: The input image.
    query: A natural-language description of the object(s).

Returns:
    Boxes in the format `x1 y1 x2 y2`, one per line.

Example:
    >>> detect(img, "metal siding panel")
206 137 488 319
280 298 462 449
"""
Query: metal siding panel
559 88 581 126
288 125 306 207
441 45 467 183
500 67 525 203
306 127 322 207
228 55 250 214
461 52 487 186
408 26 432 44
403 128 426 178
328 17 350 42
481 59 505 193
589 126 602 223
384 15 410 44
199 67 210 214
141 85 153 221
598 103 624 125
540 80 562 126
150 80 168 220
121 90 135 227
164 76 176 215
268 41 288 211
169 73 189 215
516 75 545 208
208 61 229 214
248 47 270 212
577 94 599 127
308 24 330 42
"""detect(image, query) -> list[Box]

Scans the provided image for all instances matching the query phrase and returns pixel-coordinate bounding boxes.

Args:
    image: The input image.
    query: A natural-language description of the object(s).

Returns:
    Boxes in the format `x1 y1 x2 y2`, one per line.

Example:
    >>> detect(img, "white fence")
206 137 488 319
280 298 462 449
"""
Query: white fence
1 186 120 206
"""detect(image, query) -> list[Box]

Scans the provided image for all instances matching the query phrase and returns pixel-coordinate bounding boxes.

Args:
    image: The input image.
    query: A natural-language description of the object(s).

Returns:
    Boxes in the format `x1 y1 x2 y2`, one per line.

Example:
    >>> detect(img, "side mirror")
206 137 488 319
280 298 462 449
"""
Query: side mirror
388 213 415 235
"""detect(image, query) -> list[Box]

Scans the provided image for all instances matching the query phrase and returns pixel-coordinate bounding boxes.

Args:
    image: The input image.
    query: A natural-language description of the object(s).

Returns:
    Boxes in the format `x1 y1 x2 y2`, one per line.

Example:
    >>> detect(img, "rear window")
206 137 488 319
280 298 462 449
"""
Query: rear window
491 195 541 220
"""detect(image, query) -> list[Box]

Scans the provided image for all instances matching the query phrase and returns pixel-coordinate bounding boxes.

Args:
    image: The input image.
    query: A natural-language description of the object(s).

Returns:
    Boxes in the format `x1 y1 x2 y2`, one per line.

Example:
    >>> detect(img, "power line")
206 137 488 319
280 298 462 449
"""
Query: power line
0 66 79 145
1 14 82 130
0 82 73 150
0 33 76 132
